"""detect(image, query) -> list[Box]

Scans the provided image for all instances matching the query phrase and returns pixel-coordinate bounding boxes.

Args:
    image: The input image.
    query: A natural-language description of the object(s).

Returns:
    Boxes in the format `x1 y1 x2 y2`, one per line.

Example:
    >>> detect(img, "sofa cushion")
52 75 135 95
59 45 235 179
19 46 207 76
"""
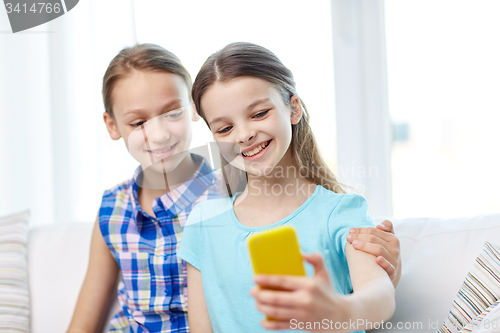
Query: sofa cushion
371 214 500 333
459 299 500 332
0 210 30 333
437 242 500 333
465 299 500 333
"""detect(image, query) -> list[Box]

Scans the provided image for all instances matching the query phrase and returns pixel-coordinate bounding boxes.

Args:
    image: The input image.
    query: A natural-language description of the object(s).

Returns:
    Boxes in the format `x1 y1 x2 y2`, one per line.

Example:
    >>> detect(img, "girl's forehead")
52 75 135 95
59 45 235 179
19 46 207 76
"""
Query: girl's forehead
202 77 281 111
117 71 188 96
210 76 272 93
113 71 190 115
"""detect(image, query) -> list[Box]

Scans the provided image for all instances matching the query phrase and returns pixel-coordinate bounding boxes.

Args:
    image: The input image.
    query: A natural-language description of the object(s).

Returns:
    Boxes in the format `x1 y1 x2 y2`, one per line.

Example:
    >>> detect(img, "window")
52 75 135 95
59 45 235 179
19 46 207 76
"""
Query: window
386 0 500 218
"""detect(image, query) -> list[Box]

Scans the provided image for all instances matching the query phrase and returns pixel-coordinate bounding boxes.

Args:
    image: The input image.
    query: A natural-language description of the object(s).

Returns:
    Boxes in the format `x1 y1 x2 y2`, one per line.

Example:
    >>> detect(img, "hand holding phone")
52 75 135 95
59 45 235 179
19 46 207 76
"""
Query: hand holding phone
248 226 306 321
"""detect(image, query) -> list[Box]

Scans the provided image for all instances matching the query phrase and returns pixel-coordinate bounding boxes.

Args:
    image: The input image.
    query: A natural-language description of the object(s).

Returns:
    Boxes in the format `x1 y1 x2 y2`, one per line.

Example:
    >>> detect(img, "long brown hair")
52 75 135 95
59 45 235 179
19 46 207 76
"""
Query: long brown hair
102 43 192 118
192 42 347 196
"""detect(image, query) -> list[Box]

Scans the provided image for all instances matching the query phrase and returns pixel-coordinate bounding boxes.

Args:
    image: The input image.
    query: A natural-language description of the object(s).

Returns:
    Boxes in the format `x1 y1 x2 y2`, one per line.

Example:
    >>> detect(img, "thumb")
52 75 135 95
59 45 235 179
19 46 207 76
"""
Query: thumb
302 253 332 286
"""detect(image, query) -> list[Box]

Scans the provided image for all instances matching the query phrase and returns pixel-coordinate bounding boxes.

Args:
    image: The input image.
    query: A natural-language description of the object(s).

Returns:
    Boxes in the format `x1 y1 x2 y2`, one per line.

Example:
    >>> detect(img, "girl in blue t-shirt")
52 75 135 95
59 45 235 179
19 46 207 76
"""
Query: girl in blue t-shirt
178 42 396 332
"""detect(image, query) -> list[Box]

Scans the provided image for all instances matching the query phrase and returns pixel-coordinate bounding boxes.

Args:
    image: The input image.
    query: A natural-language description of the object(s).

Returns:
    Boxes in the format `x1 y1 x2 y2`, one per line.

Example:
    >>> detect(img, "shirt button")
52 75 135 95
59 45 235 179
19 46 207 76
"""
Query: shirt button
164 289 169 296
163 254 167 260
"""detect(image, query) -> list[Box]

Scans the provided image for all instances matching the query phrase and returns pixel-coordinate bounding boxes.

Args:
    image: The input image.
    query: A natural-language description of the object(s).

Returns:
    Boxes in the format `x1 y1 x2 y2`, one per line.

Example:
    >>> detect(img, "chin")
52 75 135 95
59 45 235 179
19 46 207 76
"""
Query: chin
142 158 179 174
245 164 275 178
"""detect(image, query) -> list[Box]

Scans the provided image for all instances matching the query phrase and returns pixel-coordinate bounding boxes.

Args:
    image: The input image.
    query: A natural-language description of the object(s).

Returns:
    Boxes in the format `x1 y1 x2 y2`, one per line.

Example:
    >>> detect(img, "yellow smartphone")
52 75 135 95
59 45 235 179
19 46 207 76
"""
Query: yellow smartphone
248 225 306 278
248 225 306 321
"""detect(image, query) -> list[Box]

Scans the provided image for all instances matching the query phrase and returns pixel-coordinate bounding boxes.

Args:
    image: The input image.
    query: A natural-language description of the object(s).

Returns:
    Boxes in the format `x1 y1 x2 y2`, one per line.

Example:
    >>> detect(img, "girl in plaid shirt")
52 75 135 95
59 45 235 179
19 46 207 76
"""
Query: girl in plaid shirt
67 44 223 333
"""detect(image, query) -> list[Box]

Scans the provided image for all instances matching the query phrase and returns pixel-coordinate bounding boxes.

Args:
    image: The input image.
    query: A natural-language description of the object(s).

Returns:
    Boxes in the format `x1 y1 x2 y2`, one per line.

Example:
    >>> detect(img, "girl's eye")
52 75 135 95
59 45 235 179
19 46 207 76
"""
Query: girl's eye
217 126 232 134
253 110 269 118
131 121 145 127
165 110 183 118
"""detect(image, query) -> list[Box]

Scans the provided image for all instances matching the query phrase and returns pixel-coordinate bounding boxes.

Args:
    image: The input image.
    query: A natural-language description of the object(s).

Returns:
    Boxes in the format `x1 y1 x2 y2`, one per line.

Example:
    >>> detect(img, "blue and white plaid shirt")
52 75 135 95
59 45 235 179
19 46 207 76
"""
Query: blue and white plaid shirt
99 154 224 332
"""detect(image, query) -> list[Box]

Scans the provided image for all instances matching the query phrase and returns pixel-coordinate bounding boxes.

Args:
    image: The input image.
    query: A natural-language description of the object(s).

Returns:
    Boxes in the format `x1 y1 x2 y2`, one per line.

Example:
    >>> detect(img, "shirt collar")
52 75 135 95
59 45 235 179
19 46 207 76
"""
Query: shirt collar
157 154 216 219
130 166 144 221
129 154 216 220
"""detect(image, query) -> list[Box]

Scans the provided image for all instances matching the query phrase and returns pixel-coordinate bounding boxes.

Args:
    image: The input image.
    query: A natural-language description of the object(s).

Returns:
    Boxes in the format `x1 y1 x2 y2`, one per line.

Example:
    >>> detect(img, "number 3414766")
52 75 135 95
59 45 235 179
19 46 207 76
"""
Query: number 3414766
5 3 62 14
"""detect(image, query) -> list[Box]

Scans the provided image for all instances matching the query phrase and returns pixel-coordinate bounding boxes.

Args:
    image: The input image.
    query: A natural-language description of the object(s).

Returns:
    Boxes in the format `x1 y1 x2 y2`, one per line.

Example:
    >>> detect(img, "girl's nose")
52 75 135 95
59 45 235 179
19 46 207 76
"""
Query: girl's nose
143 115 170 144
238 128 256 144
239 135 254 143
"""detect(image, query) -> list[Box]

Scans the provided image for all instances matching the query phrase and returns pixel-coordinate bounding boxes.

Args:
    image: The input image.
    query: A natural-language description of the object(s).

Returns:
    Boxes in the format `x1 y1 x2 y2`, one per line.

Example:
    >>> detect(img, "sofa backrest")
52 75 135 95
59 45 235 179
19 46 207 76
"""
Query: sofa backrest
372 213 500 333
27 222 122 333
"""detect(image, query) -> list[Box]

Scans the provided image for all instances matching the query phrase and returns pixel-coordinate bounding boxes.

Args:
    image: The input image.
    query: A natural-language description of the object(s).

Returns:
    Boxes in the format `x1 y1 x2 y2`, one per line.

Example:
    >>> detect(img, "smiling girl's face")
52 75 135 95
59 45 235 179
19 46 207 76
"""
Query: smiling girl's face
104 70 199 174
201 76 302 177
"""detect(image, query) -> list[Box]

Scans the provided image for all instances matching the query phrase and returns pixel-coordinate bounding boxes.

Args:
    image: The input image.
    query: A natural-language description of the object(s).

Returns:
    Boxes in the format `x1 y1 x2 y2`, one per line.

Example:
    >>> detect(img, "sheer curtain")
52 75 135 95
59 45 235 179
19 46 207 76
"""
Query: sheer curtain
0 0 139 227
3 0 389 226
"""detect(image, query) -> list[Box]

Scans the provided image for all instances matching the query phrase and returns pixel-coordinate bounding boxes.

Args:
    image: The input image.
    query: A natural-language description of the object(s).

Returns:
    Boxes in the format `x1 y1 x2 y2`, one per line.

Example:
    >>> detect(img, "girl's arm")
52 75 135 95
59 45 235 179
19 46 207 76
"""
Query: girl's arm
187 263 213 333
343 242 396 325
66 215 120 333
251 245 395 332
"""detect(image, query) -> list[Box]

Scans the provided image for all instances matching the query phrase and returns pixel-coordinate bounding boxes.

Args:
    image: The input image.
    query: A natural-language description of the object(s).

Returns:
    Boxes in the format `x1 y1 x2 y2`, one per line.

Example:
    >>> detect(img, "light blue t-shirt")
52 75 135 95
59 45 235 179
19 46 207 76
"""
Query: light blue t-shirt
177 185 374 333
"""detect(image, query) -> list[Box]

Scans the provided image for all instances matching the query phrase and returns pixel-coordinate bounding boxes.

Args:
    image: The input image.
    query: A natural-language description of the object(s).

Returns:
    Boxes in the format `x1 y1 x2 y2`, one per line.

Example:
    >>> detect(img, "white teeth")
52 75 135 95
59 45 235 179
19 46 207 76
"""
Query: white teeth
242 141 270 157
150 144 175 153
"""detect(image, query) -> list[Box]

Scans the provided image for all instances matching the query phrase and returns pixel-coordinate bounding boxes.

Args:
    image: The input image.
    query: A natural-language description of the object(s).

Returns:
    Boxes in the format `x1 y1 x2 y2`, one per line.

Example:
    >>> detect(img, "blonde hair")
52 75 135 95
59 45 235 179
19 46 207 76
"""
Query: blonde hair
192 42 348 196
102 43 192 118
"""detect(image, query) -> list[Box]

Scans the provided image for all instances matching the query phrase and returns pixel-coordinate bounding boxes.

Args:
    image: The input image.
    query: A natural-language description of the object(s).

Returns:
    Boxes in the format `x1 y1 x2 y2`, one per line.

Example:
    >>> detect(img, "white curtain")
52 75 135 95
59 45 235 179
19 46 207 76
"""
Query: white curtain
0 0 139 227
2 0 386 225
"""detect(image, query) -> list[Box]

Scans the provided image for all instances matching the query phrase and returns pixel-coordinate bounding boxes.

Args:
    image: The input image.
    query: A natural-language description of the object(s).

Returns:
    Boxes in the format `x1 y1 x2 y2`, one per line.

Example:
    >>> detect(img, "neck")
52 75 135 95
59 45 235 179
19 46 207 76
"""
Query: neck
139 153 199 196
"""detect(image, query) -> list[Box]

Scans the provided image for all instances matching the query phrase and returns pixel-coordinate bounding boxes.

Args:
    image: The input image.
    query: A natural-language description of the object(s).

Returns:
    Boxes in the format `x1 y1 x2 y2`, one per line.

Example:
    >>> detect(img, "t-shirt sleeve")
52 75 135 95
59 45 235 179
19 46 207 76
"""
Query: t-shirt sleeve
328 193 375 258
178 202 204 270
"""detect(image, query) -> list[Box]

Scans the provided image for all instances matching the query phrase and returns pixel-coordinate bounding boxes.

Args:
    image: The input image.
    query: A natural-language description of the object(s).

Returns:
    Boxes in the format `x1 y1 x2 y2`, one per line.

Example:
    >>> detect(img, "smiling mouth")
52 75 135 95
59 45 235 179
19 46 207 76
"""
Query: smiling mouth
146 143 177 154
241 140 271 157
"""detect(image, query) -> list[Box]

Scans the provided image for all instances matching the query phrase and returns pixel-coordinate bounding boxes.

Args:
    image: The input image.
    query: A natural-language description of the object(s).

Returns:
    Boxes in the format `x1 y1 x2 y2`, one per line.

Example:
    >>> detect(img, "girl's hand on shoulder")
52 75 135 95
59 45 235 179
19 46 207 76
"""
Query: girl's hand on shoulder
346 220 401 288
250 253 350 331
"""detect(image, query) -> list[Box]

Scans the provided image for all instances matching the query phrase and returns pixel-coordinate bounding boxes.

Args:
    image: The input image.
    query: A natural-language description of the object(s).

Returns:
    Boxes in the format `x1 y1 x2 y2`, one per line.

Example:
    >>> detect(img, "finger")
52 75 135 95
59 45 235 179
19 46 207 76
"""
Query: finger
302 253 331 284
261 319 295 330
352 235 400 272
376 255 396 281
347 233 388 247
251 288 310 307
378 220 395 233
255 302 300 321
254 274 314 291
349 226 393 243
351 240 394 265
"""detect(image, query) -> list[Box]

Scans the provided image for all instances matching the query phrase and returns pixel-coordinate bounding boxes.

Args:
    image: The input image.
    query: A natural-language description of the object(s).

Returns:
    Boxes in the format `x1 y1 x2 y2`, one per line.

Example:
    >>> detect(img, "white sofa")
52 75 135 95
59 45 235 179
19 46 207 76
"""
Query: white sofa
27 214 500 333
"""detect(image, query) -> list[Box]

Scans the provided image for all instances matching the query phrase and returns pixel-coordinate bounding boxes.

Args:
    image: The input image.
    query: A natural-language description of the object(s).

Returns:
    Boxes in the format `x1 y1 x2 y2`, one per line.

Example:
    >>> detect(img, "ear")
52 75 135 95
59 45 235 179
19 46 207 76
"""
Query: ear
103 112 122 140
289 95 303 125
191 103 201 122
